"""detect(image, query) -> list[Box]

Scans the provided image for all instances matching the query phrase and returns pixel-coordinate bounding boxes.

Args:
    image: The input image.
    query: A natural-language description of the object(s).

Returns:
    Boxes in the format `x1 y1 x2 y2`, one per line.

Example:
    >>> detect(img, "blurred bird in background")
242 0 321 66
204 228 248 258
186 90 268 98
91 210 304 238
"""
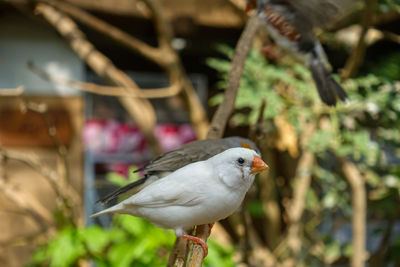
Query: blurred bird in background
247 0 356 106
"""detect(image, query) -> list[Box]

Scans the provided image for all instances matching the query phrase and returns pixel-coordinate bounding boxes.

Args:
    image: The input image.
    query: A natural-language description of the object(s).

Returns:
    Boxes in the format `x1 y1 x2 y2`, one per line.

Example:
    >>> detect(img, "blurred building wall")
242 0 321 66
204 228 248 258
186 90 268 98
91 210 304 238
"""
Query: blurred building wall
0 11 85 267
0 13 84 95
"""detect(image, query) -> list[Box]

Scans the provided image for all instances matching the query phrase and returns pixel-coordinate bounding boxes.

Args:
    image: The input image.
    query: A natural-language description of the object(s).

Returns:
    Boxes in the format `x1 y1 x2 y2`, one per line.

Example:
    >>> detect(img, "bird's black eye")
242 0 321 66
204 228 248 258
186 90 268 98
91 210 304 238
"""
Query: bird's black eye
237 157 245 165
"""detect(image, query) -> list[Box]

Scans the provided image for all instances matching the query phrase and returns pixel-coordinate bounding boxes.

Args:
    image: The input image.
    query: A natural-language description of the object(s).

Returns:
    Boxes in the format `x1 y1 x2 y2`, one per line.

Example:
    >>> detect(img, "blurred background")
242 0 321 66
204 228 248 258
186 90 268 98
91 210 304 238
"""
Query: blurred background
0 0 400 266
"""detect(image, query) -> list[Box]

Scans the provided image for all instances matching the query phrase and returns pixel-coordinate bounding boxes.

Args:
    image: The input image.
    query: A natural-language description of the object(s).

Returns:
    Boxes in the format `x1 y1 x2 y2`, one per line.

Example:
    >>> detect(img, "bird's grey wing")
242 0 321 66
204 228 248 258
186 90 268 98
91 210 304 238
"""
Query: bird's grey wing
284 0 357 29
136 137 259 173
137 139 229 173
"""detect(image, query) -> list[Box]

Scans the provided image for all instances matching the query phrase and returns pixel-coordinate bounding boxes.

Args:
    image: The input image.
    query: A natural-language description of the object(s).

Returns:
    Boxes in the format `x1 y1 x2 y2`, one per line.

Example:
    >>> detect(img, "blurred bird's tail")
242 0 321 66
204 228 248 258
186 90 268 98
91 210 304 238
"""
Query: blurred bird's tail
308 55 347 106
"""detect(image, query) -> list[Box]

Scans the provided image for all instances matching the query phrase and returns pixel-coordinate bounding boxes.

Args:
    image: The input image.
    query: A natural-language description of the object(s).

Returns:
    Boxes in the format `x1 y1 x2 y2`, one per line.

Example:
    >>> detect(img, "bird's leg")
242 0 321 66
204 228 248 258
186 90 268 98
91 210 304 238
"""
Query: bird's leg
181 234 208 257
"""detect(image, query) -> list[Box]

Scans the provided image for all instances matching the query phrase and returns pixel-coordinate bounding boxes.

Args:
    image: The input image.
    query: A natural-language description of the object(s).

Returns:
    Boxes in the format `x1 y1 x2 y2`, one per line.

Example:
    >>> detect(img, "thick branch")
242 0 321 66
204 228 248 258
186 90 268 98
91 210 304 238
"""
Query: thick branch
40 0 209 140
142 0 174 50
39 0 163 64
341 159 367 267
342 0 377 78
35 3 162 154
208 15 260 139
141 0 209 139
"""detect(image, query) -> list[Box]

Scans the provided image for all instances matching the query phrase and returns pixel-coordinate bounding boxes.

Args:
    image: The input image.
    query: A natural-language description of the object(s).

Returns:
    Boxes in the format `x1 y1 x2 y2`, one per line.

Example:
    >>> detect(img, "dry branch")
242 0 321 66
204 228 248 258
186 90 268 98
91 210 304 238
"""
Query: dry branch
341 159 367 267
40 0 209 140
35 3 162 154
183 14 261 267
342 0 377 78
207 15 260 139
283 122 316 266
28 61 182 98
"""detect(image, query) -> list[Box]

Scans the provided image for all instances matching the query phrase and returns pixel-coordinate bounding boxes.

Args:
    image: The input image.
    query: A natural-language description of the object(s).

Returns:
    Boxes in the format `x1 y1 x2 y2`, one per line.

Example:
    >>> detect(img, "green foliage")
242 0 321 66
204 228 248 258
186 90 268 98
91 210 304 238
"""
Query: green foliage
29 168 235 267
29 216 174 267
207 44 400 265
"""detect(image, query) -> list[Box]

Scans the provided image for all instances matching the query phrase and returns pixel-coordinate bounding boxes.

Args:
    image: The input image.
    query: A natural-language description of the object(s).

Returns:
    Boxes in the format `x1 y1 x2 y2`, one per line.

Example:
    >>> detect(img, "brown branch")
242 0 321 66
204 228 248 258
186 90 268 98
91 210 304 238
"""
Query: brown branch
285 122 316 266
35 3 162 154
27 61 182 98
207 15 260 139
38 0 163 64
141 0 209 139
340 159 367 267
342 0 377 78
184 14 261 267
40 0 209 140
0 86 24 96
141 0 174 50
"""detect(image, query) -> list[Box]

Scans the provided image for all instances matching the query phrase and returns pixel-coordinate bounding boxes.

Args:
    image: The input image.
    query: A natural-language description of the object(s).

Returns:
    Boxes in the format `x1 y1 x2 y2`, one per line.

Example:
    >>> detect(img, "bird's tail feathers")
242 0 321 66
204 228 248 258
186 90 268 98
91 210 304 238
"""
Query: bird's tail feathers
90 203 124 218
96 175 154 204
309 58 347 106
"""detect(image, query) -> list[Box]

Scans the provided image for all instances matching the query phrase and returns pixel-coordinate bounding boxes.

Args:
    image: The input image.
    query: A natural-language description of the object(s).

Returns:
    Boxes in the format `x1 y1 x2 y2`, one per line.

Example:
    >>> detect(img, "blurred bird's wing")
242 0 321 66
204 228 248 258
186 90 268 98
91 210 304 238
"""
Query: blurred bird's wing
284 0 359 29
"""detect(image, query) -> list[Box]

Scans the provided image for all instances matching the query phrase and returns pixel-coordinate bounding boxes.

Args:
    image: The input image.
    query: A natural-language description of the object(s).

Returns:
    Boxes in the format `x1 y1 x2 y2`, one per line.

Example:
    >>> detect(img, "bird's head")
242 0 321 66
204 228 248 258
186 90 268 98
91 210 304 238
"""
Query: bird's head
211 147 269 188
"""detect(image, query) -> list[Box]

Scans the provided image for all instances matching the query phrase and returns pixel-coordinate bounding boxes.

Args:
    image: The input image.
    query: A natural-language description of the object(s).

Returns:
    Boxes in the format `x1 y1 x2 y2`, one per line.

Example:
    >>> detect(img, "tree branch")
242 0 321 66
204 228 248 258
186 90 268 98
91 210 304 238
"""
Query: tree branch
27 61 182 98
342 0 377 78
184 14 260 266
207 15 260 139
285 122 316 266
39 0 163 64
40 0 209 140
340 159 367 267
35 3 162 154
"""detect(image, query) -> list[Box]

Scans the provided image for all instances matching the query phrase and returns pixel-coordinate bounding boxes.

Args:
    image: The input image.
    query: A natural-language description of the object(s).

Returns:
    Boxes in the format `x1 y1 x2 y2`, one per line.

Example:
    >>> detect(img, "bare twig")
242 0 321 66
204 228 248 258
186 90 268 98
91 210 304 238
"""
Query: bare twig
0 86 24 96
35 3 162 154
342 0 377 78
184 14 261 267
27 61 182 98
40 0 209 140
340 159 367 267
285 122 316 266
207 15 260 139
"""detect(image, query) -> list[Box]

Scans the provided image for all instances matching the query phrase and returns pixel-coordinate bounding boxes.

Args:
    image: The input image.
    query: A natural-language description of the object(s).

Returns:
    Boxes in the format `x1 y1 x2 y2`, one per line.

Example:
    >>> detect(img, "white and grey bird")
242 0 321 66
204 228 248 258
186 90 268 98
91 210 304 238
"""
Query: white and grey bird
97 137 260 204
91 147 269 256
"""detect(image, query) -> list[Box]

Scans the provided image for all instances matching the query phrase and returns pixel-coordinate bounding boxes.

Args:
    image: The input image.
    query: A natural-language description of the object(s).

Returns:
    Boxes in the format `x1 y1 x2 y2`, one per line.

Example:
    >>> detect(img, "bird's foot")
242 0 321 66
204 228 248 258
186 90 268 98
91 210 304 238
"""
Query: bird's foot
181 234 208 257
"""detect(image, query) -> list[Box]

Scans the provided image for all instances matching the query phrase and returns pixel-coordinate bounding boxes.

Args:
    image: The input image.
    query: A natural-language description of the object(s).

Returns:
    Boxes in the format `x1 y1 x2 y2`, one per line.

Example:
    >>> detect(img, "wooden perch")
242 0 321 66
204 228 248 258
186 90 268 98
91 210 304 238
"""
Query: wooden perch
35 3 162 154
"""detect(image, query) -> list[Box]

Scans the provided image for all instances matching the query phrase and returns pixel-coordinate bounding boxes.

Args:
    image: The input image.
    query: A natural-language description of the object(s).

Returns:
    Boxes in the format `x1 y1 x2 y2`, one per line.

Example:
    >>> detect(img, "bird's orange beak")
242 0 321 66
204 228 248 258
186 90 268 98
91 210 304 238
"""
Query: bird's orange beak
251 155 269 174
